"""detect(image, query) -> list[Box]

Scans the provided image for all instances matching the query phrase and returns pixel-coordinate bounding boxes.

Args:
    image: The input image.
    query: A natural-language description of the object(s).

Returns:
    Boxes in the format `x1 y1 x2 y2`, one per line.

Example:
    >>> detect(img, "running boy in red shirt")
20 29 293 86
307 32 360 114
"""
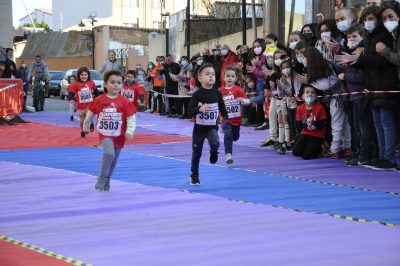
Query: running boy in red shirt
83 70 137 191
219 66 250 164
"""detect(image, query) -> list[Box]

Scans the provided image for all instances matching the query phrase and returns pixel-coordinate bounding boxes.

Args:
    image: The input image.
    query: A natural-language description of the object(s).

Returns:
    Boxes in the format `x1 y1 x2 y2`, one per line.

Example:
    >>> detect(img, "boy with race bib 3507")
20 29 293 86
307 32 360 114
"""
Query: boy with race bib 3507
187 64 228 186
68 66 98 137
219 66 250 164
83 70 137 191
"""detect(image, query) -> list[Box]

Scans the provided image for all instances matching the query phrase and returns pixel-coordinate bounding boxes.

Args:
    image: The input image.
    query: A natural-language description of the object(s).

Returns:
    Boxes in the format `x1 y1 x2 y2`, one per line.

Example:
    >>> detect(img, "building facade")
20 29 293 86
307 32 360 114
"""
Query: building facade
18 8 53 29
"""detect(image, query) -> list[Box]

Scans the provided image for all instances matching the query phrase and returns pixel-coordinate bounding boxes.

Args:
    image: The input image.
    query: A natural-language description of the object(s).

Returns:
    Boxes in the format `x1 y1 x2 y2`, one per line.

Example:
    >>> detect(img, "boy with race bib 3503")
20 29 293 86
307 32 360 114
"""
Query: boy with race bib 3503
219 66 250 164
69 66 98 137
83 70 137 191
187 64 228 186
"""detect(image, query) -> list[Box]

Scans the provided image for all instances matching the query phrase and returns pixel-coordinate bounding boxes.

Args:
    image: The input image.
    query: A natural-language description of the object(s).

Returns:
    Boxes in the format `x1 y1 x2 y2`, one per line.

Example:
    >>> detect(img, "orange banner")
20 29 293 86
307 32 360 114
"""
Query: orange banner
0 79 23 117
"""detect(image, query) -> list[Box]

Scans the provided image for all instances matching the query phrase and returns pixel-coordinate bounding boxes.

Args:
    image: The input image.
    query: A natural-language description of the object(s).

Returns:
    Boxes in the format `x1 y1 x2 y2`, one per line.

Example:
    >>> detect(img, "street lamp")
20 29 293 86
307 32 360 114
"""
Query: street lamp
88 12 97 70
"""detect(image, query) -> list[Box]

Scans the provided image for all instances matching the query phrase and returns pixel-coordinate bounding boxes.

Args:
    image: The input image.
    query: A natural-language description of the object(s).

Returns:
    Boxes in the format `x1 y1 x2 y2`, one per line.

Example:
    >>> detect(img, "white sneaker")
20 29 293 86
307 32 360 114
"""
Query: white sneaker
226 153 233 164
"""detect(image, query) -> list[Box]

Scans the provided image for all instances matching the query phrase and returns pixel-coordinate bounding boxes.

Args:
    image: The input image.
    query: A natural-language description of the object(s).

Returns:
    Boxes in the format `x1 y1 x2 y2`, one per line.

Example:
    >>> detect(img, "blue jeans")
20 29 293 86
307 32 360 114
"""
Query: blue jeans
372 107 396 163
191 128 220 176
223 122 240 154
353 99 373 162
252 79 265 104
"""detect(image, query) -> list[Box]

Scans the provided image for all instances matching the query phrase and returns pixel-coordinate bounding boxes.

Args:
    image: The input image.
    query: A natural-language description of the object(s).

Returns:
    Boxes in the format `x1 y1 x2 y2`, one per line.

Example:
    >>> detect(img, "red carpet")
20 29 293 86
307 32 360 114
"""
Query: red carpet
0 240 74 266
0 122 191 150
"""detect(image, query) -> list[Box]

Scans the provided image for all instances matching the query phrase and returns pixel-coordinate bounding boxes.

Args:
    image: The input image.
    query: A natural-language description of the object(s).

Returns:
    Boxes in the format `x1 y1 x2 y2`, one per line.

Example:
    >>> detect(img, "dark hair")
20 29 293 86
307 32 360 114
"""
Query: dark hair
265 33 289 53
197 63 214 76
187 69 195 76
359 5 382 23
147 61 155 70
67 75 76 84
317 19 342 40
301 24 317 35
235 44 242 50
249 38 266 60
294 40 309 51
304 47 331 82
381 0 400 17
180 56 189 61
103 70 123 82
346 24 365 37
35 55 41 59
273 49 289 73
5 48 13 53
76 66 91 82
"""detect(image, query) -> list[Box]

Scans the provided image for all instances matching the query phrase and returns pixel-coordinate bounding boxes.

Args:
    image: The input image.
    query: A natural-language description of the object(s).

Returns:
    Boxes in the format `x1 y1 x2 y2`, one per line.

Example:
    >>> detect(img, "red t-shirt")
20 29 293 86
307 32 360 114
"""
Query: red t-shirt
296 102 326 139
89 94 136 148
219 85 248 126
69 80 97 110
121 84 143 107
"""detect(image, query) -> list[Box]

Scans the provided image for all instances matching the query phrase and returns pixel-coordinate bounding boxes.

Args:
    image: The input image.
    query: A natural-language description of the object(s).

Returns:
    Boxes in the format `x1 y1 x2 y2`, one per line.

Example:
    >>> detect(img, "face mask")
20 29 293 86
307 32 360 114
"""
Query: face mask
126 78 135 83
347 39 361 49
289 41 298 50
321 31 331 43
138 71 144 76
305 96 316 105
253 47 262 55
274 59 283 67
160 60 165 64
267 60 273 68
364 21 376 32
181 60 188 67
337 20 350 32
303 32 313 40
22 64 26 68
221 49 228 56
197 60 204 66
296 56 304 65
384 20 399 33
148 65 153 70
282 68 291 76
247 82 254 89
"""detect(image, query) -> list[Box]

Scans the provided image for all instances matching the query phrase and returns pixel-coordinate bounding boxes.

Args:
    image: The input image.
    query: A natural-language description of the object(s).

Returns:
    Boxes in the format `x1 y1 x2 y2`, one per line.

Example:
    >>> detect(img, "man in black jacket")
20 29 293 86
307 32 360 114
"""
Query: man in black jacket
161 54 181 117
1 48 17 78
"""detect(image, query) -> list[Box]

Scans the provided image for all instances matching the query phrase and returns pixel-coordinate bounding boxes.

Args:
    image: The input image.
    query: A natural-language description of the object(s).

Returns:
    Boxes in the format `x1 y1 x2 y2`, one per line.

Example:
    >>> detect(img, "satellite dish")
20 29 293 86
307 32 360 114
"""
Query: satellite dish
148 31 160 40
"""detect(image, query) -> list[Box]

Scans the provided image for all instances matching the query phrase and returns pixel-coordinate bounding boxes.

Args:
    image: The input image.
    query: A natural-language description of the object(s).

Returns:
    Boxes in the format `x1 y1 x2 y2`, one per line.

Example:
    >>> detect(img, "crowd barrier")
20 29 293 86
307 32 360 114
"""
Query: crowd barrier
0 79 25 125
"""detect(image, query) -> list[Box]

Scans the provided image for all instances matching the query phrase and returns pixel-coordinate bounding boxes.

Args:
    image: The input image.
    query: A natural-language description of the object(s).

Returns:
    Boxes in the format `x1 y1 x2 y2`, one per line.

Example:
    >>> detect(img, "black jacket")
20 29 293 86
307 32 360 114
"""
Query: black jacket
357 24 399 108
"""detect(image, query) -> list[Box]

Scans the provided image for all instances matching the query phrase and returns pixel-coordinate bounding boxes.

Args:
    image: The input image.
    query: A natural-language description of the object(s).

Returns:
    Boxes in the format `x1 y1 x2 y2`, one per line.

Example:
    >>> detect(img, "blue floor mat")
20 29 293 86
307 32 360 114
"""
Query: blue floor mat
1 146 399 225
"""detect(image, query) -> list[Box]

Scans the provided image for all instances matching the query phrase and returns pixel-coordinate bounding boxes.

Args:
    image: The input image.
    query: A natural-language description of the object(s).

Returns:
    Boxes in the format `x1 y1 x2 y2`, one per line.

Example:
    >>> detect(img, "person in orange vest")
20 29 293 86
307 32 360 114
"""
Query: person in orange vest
150 56 166 115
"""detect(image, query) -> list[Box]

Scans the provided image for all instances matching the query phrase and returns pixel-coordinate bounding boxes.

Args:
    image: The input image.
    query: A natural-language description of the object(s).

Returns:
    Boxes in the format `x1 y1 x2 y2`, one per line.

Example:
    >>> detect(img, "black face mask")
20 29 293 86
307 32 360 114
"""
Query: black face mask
214 54 222 60
303 32 313 40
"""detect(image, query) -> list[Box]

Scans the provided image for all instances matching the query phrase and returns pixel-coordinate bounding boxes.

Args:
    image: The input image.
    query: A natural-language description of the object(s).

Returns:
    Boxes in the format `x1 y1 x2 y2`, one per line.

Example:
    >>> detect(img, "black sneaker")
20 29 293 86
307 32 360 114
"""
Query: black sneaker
363 158 382 169
70 115 74 121
90 123 94 132
346 158 359 166
104 177 111 191
209 152 218 164
190 174 201 186
371 160 397 171
275 143 286 155
261 139 275 147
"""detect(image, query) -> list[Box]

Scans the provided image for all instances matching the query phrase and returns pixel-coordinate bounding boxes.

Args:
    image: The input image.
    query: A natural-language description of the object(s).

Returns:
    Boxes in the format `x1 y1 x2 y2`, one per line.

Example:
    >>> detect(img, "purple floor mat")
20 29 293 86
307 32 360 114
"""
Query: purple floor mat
1 161 399 266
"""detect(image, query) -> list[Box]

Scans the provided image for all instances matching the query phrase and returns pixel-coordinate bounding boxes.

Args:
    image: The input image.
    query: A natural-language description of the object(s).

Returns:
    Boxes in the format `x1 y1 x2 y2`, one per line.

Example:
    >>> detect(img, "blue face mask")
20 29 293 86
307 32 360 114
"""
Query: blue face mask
126 78 135 83
305 96 315 105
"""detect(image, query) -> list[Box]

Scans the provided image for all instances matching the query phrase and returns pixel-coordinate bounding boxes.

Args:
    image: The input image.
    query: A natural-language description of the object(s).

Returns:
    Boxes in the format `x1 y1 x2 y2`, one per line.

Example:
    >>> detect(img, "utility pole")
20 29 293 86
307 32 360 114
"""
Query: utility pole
186 0 190 58
88 11 97 70
20 0 37 32
242 0 246 45
251 0 257 40
288 0 296 42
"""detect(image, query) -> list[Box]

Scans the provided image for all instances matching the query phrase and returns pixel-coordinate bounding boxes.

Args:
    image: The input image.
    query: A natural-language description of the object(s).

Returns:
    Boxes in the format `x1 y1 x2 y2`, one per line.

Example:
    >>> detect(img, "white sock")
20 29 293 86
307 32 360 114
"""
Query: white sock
69 102 74 116
285 124 290 143
278 124 284 143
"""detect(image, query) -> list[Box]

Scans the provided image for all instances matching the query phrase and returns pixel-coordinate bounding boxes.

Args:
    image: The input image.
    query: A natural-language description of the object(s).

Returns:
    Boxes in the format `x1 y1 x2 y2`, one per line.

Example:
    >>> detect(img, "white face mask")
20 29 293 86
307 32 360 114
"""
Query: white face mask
289 41 298 50
197 60 204 66
282 68 291 76
181 60 188 67
347 39 362 49
274 59 283 67
364 21 376 32
337 20 350 32
384 20 399 33
321 31 331 43
296 56 304 65
253 47 262 55
22 64 26 68
221 49 228 56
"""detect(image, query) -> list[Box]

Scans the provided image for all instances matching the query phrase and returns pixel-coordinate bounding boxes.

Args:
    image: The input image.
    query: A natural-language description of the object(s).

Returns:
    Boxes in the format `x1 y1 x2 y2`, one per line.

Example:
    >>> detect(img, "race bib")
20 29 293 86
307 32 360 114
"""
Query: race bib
224 98 241 118
196 103 219 126
97 107 122 136
78 86 93 103
122 89 134 102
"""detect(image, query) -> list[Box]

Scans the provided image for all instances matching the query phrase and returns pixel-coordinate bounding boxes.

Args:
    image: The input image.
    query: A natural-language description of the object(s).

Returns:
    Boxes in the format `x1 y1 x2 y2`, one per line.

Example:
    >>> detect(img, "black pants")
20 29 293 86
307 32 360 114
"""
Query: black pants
292 134 323 160
166 86 179 114
191 128 220 176
152 86 165 113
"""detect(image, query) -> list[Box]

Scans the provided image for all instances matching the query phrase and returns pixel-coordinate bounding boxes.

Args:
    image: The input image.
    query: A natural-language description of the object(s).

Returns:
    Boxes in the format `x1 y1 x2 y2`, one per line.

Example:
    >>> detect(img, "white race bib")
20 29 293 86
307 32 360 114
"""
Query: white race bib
196 103 219 126
122 89 134 102
224 98 241 118
78 86 93 103
97 107 122 136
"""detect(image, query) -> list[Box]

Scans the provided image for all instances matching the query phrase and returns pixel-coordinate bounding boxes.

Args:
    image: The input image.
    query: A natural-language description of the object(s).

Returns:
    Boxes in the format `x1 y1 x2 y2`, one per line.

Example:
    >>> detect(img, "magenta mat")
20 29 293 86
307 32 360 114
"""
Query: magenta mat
1 161 400 266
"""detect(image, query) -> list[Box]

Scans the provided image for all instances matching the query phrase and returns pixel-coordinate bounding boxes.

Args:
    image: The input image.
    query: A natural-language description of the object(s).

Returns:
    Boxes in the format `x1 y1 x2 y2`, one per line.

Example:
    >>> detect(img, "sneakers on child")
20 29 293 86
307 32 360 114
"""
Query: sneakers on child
95 177 107 191
261 139 276 147
209 152 218 164
190 174 201 186
225 153 233 164
104 177 111 191
80 131 86 138
275 143 286 155
90 123 94 132
371 160 397 171
70 115 74 121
